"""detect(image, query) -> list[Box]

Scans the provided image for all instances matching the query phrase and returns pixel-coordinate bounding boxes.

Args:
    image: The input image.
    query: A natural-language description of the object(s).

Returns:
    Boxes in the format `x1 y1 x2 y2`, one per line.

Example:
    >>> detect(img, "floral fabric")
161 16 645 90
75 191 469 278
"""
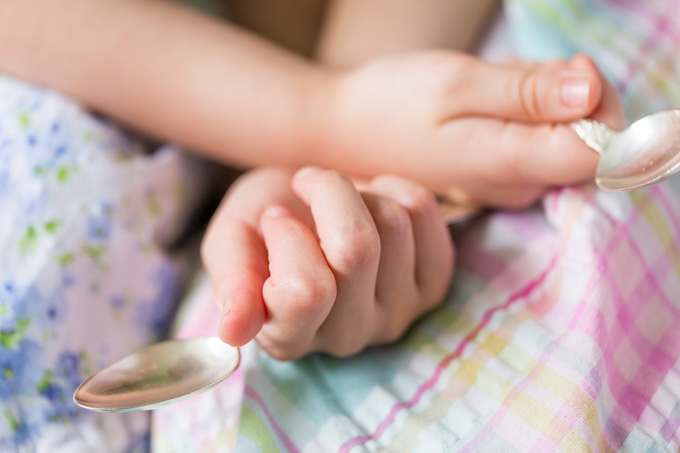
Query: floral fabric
0 74 209 452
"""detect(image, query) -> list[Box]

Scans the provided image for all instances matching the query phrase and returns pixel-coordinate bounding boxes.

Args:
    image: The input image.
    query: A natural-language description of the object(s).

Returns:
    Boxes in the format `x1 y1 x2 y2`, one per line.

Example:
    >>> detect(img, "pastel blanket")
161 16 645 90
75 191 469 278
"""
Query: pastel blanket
152 0 680 452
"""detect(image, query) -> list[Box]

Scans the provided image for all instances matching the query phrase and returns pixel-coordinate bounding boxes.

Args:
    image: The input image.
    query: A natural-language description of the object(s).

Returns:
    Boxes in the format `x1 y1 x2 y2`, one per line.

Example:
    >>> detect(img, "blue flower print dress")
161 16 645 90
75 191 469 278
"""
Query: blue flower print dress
0 74 212 452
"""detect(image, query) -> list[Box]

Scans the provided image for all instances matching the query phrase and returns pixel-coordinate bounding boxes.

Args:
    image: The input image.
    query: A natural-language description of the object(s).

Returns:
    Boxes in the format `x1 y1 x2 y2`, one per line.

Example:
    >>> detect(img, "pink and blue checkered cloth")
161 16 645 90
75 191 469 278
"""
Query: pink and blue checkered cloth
153 0 680 451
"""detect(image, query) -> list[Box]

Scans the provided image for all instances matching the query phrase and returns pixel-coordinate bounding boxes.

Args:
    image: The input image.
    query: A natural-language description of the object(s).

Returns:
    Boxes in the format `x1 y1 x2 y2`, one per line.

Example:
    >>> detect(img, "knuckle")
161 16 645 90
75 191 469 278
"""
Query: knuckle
370 198 411 238
329 226 381 271
515 70 544 121
399 185 438 215
267 274 336 316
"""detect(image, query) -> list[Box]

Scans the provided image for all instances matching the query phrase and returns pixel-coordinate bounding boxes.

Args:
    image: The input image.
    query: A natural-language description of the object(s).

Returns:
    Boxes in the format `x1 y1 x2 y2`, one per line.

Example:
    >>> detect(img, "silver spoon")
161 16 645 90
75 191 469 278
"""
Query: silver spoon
73 337 239 412
74 109 680 413
572 109 680 191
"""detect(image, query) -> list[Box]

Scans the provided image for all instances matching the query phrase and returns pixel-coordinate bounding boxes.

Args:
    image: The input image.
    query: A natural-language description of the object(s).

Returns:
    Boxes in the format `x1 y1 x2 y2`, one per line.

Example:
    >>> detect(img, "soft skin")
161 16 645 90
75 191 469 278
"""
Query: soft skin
202 167 455 360
0 1 623 207
201 53 623 359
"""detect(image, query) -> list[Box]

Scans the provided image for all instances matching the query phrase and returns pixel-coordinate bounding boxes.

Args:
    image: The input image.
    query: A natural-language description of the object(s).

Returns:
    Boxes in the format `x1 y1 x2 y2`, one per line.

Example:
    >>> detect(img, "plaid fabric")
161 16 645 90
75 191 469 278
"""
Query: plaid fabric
152 0 680 451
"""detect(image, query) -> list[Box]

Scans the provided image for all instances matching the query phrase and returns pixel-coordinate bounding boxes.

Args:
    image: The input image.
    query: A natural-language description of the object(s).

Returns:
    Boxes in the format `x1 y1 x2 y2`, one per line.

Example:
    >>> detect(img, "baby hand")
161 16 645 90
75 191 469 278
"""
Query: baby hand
319 53 625 207
201 167 454 360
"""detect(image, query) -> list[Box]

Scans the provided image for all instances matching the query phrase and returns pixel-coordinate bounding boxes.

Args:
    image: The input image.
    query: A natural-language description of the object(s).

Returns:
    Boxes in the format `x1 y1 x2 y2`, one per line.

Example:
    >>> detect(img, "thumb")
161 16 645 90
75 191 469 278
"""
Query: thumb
202 215 268 347
446 57 603 122
569 53 625 130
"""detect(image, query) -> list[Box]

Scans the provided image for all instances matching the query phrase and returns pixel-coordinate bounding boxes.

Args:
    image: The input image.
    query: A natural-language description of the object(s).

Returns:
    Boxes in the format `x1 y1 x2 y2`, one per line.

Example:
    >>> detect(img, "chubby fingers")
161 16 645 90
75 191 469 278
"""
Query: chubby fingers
257 206 337 360
291 167 382 356
202 214 269 347
366 175 455 342
201 167 307 348
257 167 382 358
248 167 383 359
368 175 454 304
443 54 602 123
255 168 455 359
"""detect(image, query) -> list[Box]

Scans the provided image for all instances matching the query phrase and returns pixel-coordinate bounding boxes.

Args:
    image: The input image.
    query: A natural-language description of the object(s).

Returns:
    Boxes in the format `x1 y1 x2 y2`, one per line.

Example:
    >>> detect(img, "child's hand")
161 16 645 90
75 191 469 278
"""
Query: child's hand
201 167 454 360
318 53 625 207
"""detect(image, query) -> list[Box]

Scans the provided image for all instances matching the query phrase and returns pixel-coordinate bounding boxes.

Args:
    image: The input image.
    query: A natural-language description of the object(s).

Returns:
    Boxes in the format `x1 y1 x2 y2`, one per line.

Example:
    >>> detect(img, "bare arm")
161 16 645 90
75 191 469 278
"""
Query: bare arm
0 1 624 208
0 0 328 167
316 0 500 67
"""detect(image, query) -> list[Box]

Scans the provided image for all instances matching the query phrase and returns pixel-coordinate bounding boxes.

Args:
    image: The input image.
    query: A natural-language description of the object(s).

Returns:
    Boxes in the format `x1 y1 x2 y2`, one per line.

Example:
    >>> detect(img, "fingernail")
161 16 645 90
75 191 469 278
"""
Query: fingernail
560 76 591 109
295 166 321 179
263 205 291 218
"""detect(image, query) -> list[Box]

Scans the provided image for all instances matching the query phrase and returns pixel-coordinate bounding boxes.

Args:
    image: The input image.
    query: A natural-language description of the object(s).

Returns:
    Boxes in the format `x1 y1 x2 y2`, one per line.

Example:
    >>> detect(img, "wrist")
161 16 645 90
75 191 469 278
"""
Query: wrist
294 66 342 168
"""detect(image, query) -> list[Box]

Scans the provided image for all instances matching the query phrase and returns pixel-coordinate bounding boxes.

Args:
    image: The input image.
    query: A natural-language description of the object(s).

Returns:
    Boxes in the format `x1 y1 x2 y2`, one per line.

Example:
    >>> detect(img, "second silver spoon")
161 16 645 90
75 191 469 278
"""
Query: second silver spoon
572 109 680 191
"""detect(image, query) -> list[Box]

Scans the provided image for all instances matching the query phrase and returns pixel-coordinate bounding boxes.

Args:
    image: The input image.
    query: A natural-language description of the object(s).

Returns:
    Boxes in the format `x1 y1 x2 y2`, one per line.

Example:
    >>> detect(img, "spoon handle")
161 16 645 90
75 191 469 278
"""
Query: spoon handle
570 118 614 155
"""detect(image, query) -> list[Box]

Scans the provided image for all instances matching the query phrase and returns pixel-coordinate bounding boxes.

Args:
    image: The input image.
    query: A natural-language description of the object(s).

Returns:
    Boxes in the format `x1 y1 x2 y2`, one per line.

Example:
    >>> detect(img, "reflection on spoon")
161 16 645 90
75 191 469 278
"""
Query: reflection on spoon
572 109 680 191
73 337 239 412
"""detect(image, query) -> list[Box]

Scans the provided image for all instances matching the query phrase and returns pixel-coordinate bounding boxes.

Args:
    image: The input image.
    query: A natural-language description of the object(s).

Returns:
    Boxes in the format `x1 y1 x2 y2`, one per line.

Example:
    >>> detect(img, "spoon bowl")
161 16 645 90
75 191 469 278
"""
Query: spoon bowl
73 337 239 412
573 109 680 191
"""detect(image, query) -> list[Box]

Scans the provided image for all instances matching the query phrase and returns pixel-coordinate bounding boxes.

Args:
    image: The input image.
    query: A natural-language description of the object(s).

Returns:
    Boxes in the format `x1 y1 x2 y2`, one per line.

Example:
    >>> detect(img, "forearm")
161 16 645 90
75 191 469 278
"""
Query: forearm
0 0 328 167
316 0 501 67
